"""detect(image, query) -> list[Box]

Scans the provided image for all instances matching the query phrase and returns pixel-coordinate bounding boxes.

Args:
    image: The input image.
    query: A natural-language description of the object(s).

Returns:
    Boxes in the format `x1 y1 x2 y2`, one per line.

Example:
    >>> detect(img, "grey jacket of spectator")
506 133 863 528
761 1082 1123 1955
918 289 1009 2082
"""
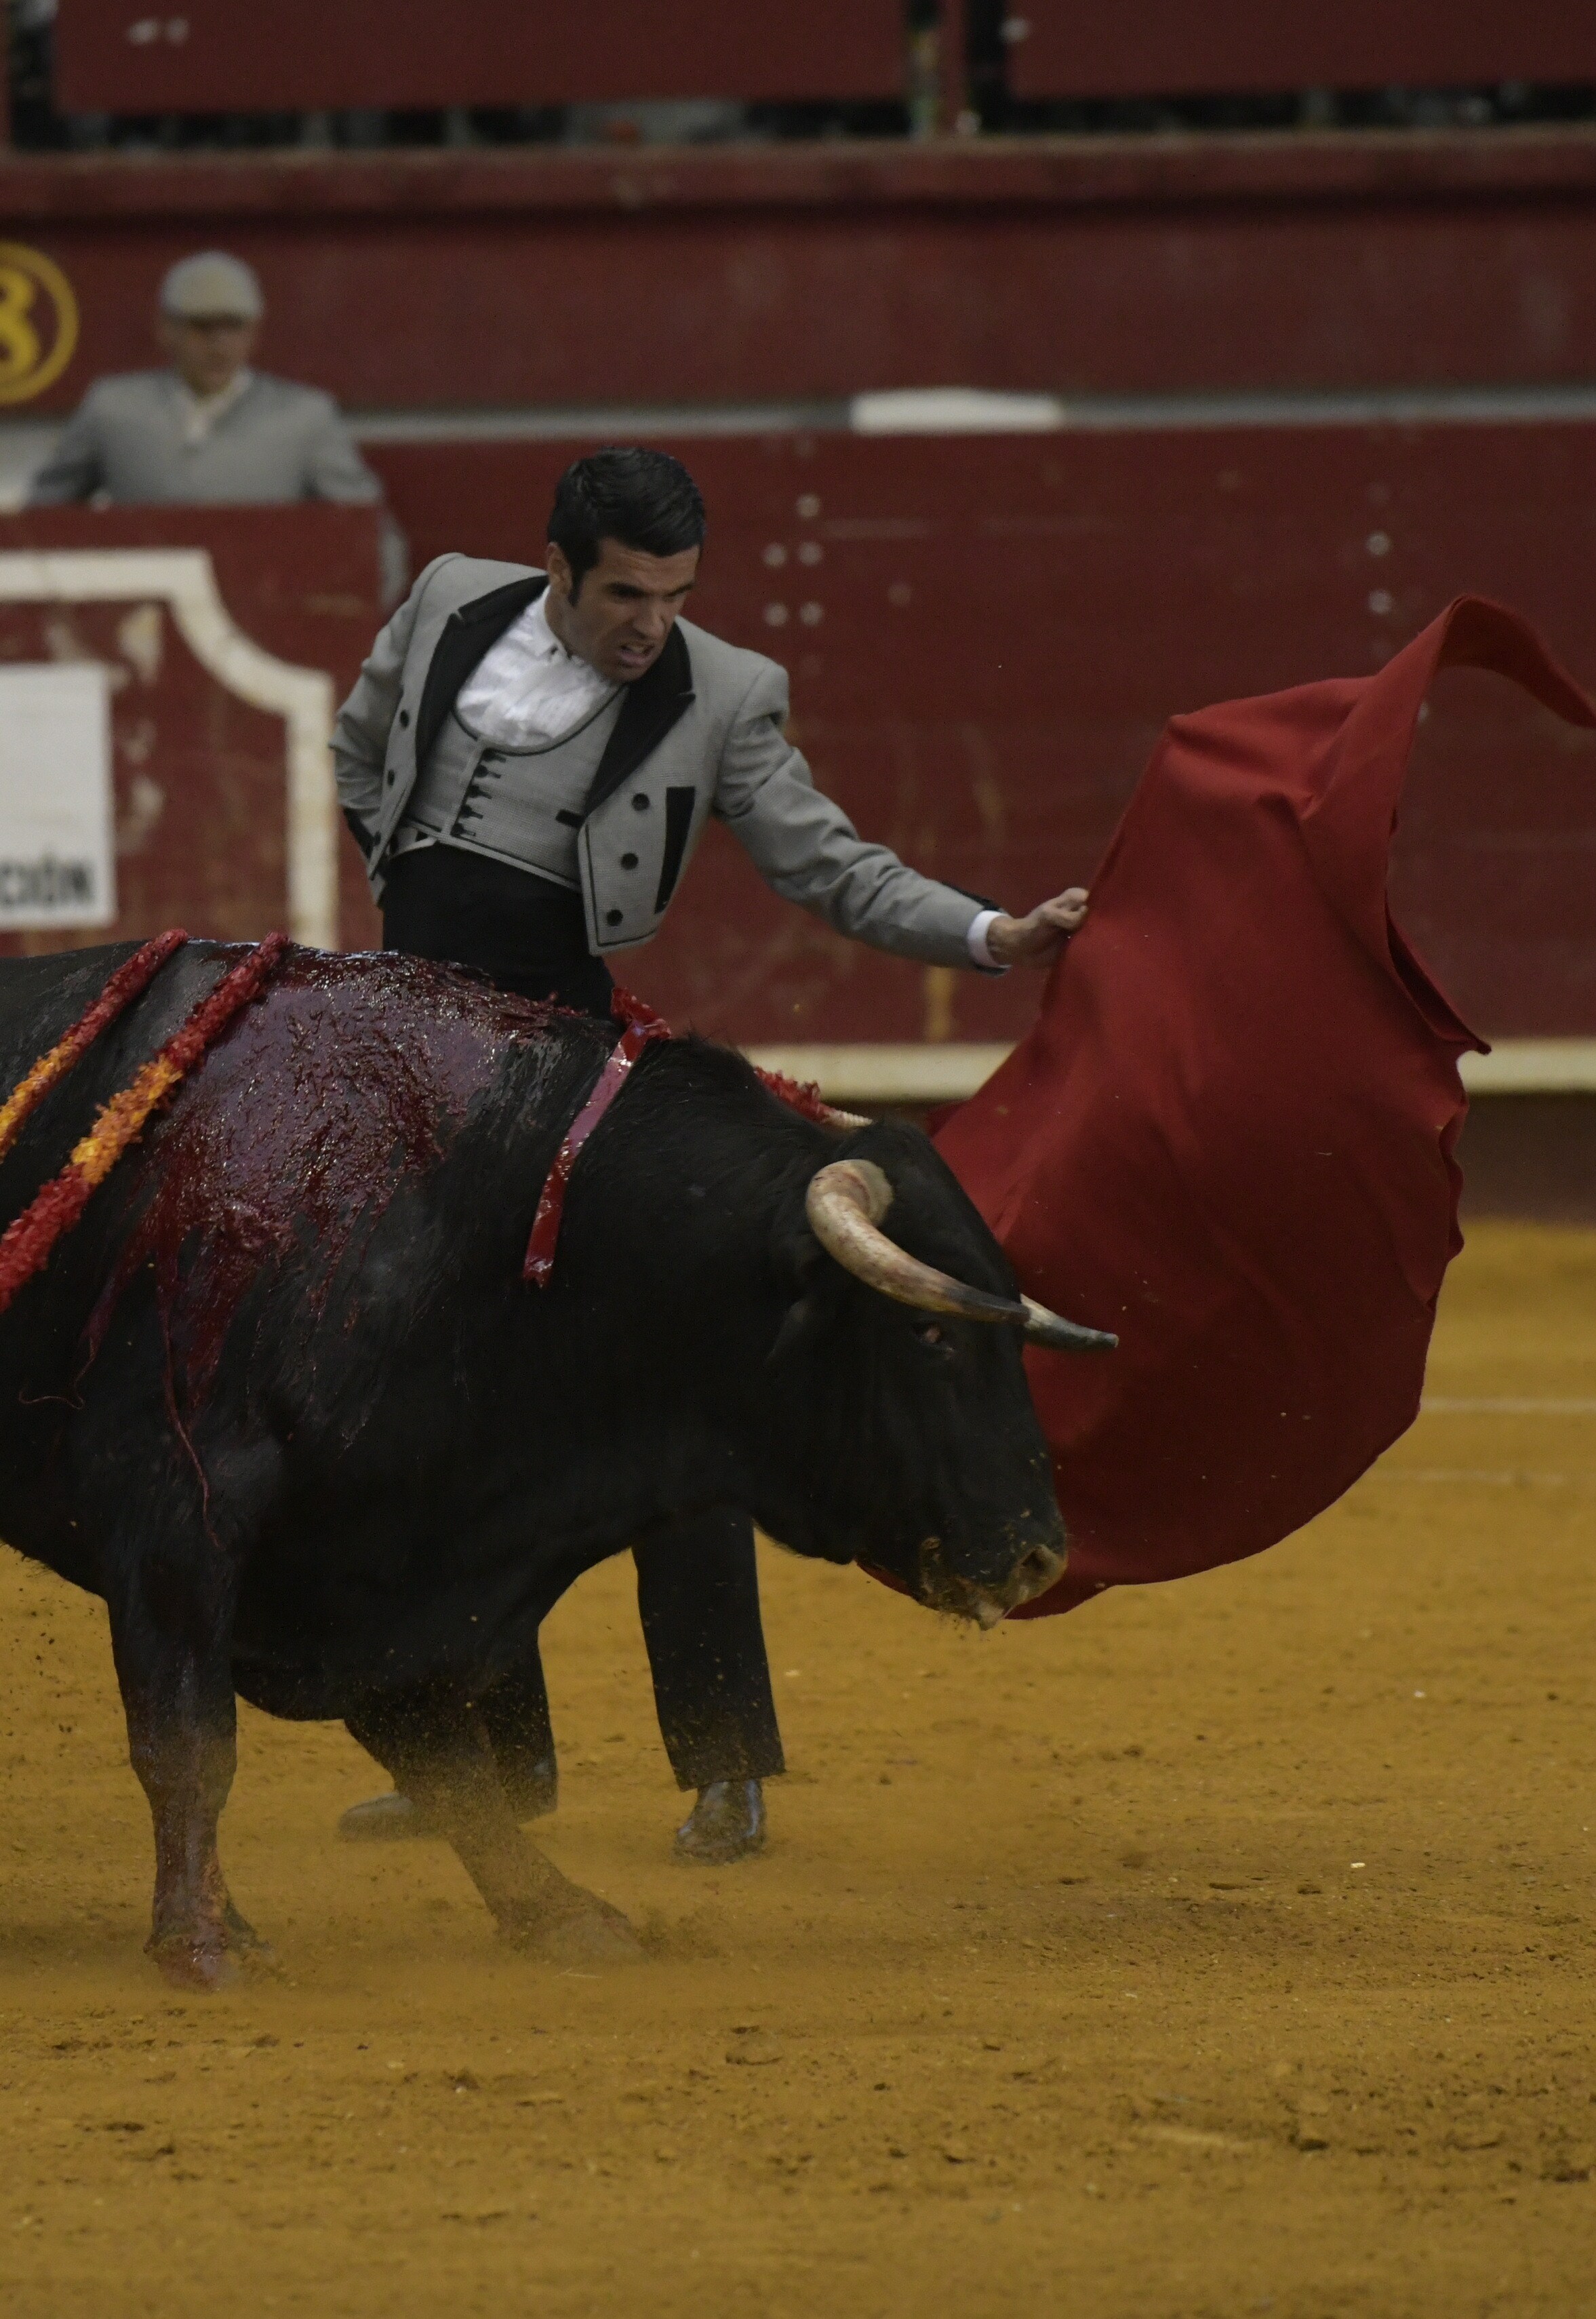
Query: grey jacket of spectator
26 369 382 506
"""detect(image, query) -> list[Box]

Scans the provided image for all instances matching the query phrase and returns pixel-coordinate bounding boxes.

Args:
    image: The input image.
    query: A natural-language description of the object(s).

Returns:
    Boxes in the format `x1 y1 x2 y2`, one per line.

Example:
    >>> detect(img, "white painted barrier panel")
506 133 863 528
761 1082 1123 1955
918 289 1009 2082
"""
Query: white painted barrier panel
0 662 115 929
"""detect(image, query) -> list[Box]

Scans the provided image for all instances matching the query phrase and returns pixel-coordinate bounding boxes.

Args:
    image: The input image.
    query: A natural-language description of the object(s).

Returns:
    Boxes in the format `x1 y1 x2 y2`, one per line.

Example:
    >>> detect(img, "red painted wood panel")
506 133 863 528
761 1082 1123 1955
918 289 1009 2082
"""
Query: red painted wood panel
1008 2 1596 101
365 425 1596 1048
56 1 905 114
2 138 1595 415
0 445 1589 1054
0 507 385 956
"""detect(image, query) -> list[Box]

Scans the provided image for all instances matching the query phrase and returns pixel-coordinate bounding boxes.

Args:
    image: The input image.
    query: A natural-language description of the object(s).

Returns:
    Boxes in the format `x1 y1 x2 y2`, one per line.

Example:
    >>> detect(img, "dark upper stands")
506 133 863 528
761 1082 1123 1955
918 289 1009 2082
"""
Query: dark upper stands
11 0 1593 148
54 0 908 114
1003 2 1595 103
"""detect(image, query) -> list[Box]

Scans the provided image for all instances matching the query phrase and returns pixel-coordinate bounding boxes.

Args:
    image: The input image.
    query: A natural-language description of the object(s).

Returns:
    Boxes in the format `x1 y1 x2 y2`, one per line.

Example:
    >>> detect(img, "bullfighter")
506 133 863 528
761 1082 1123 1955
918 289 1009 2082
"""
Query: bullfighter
333 445 1085 1862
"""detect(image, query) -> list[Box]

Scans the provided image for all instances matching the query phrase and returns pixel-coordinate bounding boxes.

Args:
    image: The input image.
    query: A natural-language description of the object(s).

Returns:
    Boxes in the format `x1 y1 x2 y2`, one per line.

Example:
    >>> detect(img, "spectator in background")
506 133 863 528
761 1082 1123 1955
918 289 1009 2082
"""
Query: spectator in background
28 248 390 516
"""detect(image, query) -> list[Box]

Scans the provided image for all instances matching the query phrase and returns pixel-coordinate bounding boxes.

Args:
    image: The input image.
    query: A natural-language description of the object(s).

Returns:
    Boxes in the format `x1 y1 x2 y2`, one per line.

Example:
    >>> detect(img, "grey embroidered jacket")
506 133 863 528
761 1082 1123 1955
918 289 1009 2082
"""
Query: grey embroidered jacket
333 553 992 964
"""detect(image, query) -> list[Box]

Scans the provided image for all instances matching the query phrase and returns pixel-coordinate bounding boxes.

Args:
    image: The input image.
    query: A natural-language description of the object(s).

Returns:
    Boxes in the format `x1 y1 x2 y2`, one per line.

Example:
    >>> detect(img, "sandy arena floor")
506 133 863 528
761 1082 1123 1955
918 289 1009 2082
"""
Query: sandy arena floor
0 1218 1592 2318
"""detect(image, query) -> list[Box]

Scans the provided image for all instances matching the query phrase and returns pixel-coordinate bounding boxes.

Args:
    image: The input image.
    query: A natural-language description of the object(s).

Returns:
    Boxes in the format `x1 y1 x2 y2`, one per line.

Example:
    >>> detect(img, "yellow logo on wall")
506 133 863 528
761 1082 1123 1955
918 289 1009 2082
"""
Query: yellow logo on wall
0 244 79 407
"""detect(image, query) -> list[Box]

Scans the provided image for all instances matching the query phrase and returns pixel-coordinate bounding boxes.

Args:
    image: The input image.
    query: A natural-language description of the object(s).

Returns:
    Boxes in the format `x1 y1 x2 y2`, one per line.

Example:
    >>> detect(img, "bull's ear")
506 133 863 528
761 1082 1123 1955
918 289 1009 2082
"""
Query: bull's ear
772 1201 826 1294
767 1186 826 1362
766 1292 820 1366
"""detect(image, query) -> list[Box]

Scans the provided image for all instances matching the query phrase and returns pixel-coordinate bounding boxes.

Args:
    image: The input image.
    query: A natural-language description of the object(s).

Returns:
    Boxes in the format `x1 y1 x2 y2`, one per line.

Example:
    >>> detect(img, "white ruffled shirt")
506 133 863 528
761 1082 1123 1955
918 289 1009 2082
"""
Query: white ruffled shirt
456 591 617 749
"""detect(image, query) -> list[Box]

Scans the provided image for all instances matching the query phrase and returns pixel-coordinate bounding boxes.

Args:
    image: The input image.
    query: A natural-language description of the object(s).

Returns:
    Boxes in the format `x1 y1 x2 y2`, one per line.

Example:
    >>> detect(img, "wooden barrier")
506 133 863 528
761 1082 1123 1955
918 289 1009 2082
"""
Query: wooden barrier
2 136 1596 418
0 431 1590 1065
0 506 385 957
364 422 1596 1050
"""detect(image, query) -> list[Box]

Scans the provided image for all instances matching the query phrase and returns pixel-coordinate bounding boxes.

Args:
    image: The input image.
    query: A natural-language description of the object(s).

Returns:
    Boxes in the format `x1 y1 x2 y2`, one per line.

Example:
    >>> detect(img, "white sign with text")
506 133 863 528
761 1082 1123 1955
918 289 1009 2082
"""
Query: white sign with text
0 662 115 928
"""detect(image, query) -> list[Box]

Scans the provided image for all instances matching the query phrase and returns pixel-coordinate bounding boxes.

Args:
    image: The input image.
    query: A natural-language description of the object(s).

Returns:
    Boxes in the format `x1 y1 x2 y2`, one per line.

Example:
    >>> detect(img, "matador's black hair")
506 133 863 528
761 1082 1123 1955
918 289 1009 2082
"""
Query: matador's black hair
549 446 706 594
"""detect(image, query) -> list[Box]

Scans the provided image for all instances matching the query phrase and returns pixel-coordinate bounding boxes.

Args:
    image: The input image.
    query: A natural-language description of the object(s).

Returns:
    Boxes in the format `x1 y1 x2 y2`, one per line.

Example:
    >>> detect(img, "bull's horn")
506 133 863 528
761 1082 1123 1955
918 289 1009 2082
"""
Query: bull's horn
803 1159 1118 1352
805 1158 1019 1324
1022 1296 1118 1355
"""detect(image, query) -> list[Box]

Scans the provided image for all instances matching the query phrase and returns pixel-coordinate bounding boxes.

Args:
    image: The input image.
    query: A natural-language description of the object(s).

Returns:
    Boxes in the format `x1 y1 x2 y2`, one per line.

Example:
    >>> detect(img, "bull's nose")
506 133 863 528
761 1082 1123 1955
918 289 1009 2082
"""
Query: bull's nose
1008 1541 1066 1604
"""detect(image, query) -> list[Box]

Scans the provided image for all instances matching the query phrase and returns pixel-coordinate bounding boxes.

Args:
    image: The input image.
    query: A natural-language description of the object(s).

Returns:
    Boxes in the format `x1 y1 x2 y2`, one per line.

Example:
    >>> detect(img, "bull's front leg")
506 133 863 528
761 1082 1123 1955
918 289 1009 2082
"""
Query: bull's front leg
104 1540 264 1990
345 1684 642 1964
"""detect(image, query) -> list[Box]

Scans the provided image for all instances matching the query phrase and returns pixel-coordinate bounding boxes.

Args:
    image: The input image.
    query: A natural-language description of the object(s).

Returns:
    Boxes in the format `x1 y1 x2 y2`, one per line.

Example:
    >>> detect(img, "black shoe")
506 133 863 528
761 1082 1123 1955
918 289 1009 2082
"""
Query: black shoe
673 1778 766 1865
337 1791 436 1842
502 1754 559 1822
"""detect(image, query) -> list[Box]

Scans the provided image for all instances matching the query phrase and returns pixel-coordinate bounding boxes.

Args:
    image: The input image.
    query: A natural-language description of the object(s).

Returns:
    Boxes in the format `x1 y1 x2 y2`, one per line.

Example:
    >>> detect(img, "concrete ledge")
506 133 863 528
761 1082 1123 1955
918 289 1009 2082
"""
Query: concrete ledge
746 1044 1013 1106
3 127 1595 224
1460 1042 1596 1094
746 1039 1596 1106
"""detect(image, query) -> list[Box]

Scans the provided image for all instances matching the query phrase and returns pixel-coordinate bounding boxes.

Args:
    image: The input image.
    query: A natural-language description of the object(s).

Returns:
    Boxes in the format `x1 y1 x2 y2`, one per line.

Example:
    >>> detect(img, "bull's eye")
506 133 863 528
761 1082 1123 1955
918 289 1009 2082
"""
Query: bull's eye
915 1322 944 1347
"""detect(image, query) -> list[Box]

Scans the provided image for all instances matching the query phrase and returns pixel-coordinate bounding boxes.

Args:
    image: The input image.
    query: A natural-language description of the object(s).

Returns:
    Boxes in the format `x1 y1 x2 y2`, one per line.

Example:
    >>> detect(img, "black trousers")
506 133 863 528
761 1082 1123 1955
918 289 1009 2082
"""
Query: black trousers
484 1509 784 1792
381 841 784 1790
381 845 616 1015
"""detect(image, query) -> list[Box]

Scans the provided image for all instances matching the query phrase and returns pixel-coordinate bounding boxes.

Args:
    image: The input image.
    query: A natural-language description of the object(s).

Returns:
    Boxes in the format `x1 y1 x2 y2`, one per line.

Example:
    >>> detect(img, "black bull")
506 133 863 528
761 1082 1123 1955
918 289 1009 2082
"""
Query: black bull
0 942 1085 1983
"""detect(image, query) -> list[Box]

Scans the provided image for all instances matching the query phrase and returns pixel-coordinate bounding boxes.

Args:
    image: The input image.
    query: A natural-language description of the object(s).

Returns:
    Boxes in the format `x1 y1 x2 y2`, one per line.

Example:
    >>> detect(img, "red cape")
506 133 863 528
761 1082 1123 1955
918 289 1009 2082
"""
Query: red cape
932 599 1595 1618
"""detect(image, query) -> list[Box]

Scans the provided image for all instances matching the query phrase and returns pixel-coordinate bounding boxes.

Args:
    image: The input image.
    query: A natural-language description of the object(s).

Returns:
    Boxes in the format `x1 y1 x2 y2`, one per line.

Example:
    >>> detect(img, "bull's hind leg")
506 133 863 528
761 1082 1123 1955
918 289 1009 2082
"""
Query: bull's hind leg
75 1298 271 1989
81 1391 266 1987
345 1685 643 1964
102 1543 262 1989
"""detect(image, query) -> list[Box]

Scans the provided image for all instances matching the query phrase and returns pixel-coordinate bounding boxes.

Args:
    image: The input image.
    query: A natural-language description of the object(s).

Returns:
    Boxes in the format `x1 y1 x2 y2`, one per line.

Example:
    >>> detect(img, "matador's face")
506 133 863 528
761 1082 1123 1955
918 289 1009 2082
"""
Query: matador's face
544 536 700 685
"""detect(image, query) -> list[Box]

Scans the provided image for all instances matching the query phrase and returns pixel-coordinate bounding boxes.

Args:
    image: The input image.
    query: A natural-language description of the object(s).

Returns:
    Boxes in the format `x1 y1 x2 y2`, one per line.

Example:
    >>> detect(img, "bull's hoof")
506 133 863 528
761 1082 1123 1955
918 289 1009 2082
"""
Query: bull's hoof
338 1790 439 1842
147 1930 239 1991
505 1897 646 1966
223 1903 278 1973
673 1779 766 1866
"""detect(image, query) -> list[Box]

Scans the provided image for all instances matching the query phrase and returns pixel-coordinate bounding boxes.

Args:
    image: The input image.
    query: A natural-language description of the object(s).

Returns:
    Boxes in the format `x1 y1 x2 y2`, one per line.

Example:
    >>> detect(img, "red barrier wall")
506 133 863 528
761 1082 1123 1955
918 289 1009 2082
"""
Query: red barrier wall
365 423 1596 1048
56 0 906 113
0 507 385 955
2 137 1595 414
0 444 1589 1055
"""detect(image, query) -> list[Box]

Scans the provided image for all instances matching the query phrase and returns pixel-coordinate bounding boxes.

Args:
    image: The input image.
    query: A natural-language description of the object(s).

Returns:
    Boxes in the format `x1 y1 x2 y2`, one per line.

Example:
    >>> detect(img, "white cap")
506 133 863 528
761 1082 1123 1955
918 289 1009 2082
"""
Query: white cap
159 251 264 322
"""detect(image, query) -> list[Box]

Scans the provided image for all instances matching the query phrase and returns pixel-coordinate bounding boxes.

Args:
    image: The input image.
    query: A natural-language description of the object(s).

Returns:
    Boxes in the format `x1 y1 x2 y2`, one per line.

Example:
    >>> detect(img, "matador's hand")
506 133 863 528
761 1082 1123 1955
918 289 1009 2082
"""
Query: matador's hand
985 887 1090 968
